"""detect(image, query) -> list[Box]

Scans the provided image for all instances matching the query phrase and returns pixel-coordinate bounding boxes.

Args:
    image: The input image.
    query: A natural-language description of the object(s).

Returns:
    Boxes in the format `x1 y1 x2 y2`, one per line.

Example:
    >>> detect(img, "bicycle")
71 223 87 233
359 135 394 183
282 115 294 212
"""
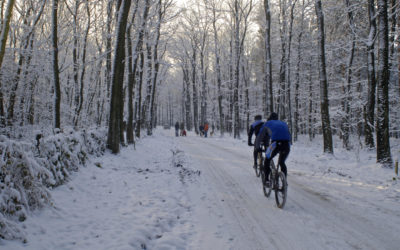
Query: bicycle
261 157 288 209
254 151 263 177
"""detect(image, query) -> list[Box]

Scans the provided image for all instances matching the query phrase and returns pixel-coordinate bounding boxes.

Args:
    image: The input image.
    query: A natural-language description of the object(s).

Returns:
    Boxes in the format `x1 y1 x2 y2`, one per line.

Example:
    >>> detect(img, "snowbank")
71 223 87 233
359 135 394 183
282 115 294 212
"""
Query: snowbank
0 128 106 241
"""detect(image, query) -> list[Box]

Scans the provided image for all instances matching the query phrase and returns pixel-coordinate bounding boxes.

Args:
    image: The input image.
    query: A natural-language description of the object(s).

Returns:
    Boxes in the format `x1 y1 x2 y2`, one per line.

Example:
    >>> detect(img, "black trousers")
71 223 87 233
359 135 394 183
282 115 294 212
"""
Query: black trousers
263 141 290 180
253 147 261 165
253 143 266 165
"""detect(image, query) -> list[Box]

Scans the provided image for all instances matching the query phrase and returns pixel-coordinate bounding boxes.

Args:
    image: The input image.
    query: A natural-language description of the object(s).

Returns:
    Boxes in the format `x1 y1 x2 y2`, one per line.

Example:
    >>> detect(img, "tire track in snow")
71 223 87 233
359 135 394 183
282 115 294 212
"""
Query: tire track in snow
182 138 320 249
180 136 400 250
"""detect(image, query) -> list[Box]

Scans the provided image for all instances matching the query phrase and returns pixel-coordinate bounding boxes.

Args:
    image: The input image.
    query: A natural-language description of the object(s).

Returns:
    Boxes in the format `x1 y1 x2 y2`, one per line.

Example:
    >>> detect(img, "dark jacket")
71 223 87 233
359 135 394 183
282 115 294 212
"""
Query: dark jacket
248 120 264 145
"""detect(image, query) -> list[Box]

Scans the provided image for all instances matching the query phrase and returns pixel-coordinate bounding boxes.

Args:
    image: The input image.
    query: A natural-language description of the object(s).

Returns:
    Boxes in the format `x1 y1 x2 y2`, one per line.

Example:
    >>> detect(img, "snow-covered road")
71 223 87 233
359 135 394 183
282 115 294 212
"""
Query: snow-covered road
4 129 400 250
182 135 400 250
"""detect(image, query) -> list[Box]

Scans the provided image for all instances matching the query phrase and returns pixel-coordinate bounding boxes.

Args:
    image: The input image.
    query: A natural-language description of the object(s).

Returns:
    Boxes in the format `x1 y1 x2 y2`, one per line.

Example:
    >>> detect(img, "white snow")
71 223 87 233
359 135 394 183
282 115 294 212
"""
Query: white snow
3 128 400 250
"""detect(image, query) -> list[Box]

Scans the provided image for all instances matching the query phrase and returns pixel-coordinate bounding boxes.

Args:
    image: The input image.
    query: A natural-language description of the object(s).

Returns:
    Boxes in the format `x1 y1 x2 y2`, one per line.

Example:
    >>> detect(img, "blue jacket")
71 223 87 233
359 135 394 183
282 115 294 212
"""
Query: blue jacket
255 120 291 149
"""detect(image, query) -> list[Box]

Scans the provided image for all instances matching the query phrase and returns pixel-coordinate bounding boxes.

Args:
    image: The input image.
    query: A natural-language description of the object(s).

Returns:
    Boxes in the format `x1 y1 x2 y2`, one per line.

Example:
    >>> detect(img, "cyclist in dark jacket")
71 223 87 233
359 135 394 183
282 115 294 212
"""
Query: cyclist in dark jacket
248 115 264 168
256 112 291 184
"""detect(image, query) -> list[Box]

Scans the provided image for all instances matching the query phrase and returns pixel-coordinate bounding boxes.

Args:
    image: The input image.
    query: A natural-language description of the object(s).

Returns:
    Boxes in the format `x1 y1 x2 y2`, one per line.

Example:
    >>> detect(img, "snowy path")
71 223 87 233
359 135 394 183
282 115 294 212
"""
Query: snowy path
181 135 400 250
4 129 400 250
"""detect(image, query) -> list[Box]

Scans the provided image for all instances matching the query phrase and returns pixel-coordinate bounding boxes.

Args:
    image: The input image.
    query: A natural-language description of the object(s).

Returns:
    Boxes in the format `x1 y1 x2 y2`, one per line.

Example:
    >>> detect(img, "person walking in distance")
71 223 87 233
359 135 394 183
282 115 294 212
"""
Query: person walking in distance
204 122 209 138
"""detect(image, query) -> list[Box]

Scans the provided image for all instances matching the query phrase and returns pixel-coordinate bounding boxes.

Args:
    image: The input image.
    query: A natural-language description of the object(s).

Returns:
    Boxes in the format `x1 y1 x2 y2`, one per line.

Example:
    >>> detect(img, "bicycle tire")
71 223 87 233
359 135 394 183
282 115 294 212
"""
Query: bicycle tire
261 170 272 197
274 171 287 209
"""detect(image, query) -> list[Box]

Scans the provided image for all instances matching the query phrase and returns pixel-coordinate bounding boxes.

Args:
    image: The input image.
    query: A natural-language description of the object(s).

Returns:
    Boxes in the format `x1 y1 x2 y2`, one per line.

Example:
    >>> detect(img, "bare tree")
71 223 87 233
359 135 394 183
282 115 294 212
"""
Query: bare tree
209 0 225 136
376 0 392 166
0 0 16 125
264 0 273 115
364 0 377 149
340 0 356 150
230 0 253 139
7 0 45 125
294 0 305 142
126 0 140 144
315 0 333 153
107 0 132 153
52 0 61 129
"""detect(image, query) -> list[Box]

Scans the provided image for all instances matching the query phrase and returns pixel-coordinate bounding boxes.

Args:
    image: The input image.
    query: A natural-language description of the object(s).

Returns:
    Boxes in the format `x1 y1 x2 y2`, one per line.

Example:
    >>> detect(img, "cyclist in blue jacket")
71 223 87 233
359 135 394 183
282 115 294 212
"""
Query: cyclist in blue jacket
255 112 291 185
248 115 264 169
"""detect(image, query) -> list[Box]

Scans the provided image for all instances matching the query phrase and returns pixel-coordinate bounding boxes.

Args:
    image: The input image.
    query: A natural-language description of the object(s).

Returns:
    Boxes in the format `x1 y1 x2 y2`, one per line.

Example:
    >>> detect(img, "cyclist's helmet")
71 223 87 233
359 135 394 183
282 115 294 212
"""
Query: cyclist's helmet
254 115 262 120
268 112 278 120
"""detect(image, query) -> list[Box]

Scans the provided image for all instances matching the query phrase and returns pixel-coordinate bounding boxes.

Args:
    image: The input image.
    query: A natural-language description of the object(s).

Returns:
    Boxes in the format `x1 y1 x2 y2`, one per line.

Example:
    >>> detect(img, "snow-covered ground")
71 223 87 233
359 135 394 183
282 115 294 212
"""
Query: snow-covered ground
3 128 400 250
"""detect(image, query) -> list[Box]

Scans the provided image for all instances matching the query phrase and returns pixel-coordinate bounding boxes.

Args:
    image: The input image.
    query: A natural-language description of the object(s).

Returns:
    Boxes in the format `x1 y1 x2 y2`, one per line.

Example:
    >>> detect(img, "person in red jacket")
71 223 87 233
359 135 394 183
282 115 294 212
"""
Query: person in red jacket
204 122 209 138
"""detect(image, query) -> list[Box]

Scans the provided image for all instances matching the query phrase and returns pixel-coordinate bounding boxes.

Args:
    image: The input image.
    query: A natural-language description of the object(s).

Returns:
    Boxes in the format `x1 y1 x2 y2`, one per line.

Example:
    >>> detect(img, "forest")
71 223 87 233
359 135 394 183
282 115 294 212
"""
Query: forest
0 0 399 243
0 0 398 159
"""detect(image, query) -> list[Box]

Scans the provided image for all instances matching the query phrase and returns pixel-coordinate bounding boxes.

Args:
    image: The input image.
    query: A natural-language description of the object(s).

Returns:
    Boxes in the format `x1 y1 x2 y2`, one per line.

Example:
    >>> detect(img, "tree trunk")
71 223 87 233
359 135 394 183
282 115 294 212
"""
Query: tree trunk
192 45 199 134
106 0 113 97
286 0 297 141
294 0 305 142
107 0 132 153
341 0 356 150
315 0 333 153
278 0 287 120
126 27 135 143
308 60 313 141
264 0 273 114
135 50 145 138
127 0 147 142
243 63 250 132
148 0 162 135
74 2 91 127
142 40 153 135
376 0 392 166
200 45 207 126
233 0 240 139
211 3 224 136
365 0 377 149
0 0 16 125
134 0 150 139
388 0 396 80
52 0 61 129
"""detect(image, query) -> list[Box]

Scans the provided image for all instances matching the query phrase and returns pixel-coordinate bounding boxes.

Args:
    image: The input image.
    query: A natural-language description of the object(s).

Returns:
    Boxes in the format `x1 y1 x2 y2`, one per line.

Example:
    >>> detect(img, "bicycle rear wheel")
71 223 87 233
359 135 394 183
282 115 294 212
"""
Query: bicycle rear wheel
274 171 287 209
261 171 272 197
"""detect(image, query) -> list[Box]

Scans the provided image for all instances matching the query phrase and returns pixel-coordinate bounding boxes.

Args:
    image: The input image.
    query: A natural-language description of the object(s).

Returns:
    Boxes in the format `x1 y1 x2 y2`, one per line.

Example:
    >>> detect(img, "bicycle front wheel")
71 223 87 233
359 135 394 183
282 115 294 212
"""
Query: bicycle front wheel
274 171 287 209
